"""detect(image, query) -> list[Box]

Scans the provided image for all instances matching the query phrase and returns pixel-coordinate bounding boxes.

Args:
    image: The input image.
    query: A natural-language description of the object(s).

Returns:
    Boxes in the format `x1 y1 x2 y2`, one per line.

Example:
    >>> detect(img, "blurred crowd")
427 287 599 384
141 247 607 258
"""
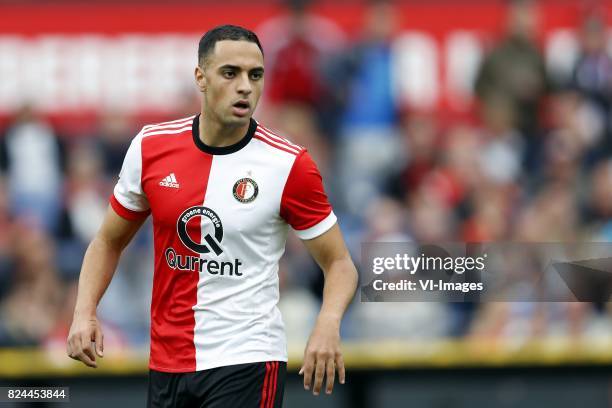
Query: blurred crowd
0 0 611 353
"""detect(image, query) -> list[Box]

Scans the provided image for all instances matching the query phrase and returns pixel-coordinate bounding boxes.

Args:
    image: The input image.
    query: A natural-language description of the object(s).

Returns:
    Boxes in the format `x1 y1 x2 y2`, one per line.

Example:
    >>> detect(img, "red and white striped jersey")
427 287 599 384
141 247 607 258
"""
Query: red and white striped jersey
110 114 336 372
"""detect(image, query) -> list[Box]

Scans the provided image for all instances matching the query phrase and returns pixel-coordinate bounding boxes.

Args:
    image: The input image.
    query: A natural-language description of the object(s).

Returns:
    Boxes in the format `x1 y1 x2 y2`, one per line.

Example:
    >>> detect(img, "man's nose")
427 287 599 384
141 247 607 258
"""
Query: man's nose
237 72 252 95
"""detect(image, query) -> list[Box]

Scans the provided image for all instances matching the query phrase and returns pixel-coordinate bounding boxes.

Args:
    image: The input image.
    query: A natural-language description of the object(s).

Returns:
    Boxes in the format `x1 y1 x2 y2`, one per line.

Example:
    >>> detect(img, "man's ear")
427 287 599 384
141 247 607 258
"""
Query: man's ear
195 65 207 93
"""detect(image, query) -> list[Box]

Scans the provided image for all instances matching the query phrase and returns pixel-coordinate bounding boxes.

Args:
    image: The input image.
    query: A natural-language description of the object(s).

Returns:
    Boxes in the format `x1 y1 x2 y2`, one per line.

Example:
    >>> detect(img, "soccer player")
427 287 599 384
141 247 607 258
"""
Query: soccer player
66 25 358 407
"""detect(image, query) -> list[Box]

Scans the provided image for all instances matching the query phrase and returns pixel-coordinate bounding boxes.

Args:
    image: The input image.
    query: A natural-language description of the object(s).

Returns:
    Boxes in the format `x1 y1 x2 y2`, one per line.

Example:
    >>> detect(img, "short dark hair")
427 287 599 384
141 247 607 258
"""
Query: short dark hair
198 25 264 66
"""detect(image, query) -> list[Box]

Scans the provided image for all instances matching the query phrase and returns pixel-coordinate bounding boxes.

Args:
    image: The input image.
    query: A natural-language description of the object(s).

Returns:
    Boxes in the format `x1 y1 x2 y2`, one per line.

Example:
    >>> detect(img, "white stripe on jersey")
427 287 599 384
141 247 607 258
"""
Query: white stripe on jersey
254 131 301 155
141 125 192 138
258 126 303 151
142 121 193 136
142 116 195 132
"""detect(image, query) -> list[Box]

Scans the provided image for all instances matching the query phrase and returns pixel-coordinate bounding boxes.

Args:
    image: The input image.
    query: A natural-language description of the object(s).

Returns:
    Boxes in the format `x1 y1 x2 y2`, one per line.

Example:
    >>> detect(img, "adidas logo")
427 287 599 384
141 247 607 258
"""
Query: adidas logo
159 173 180 188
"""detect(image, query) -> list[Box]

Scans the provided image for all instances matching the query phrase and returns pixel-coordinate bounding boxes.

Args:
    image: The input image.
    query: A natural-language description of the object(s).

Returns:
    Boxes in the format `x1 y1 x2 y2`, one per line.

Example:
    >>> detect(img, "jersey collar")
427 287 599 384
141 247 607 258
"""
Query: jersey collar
192 114 257 155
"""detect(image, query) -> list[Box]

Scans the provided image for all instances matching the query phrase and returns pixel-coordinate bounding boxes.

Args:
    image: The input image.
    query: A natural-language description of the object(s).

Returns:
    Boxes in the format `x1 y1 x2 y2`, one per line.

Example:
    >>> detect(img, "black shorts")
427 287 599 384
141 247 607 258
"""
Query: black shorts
147 361 286 408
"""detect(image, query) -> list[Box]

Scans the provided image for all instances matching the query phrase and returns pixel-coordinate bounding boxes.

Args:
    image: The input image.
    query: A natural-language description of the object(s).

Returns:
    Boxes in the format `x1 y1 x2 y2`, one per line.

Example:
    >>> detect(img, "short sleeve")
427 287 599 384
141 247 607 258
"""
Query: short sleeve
280 150 337 240
110 132 151 221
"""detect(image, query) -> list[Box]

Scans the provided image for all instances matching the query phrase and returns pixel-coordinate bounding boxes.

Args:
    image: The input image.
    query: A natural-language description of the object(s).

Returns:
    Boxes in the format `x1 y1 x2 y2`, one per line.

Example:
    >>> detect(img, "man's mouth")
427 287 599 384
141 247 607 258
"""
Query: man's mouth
233 101 250 109
232 100 250 117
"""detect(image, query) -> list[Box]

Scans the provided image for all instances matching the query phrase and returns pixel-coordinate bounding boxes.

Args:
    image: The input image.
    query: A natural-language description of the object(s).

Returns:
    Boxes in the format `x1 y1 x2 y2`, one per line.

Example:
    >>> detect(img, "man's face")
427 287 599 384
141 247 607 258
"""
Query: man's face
508 1 538 40
196 40 264 127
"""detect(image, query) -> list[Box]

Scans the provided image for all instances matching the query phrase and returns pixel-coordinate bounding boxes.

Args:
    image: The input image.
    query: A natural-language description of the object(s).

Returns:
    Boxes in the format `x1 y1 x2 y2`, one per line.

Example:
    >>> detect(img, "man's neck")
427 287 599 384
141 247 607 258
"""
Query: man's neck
199 111 250 148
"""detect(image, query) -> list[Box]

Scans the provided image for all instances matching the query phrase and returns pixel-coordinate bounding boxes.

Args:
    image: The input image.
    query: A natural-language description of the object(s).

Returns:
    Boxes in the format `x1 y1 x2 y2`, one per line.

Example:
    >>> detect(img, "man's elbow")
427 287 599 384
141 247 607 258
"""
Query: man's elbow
328 257 358 282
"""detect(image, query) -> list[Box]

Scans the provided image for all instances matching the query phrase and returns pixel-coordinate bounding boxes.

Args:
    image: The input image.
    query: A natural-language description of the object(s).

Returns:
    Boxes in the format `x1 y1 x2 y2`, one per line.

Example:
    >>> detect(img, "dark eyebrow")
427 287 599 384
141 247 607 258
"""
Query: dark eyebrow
218 65 264 73
219 64 240 71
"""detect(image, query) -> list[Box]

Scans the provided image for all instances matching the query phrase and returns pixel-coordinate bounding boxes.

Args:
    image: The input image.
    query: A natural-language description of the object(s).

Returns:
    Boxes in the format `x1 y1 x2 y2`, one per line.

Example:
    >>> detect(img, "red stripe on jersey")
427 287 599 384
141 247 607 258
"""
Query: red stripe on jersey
258 126 302 151
110 194 150 220
260 362 271 408
254 134 299 156
142 132 214 372
268 362 279 408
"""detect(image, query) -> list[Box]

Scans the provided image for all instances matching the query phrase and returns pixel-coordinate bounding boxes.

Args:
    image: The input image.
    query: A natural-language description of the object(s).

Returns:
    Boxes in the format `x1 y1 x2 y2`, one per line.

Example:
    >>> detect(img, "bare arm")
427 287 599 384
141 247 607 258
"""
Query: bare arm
66 206 146 367
299 223 358 395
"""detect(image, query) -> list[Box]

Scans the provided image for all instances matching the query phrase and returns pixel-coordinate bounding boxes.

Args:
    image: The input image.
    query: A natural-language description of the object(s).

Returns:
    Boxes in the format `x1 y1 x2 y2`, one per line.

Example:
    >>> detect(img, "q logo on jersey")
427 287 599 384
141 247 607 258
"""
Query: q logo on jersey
177 206 223 255
233 178 258 203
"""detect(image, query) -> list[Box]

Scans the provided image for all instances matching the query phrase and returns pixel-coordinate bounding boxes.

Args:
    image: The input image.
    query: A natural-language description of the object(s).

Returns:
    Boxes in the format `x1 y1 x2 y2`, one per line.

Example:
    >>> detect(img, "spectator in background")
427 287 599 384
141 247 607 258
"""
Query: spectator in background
363 196 411 243
324 0 403 217
55 142 111 280
428 125 482 210
408 183 457 243
459 97 523 242
514 183 579 242
475 0 548 140
64 143 109 245
0 179 13 301
272 104 331 176
461 186 515 242
93 110 134 178
0 105 64 234
386 114 440 201
586 159 612 240
0 225 62 346
257 0 345 110
478 96 525 186
571 13 612 157
539 88 602 187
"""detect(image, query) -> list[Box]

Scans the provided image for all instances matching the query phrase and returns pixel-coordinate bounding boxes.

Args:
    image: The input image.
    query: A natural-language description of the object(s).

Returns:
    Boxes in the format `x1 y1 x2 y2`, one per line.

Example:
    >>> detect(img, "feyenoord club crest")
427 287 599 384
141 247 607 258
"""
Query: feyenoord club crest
233 178 258 203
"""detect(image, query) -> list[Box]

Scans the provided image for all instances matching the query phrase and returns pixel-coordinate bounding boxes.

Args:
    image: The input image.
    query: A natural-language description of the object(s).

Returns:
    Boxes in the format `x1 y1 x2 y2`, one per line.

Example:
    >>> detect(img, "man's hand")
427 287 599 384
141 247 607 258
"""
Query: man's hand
66 314 104 368
299 315 345 396
65 207 144 369
299 224 357 396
